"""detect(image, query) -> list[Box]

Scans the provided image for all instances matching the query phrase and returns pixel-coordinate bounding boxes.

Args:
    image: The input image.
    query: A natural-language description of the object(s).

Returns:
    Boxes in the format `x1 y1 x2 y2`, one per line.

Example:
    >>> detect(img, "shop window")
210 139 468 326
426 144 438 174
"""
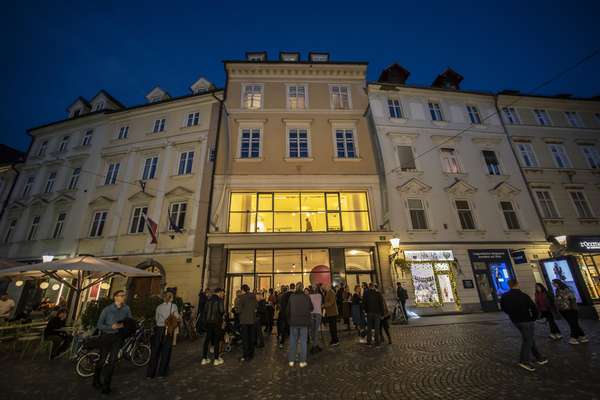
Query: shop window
344 248 372 271
274 250 302 273
255 250 273 273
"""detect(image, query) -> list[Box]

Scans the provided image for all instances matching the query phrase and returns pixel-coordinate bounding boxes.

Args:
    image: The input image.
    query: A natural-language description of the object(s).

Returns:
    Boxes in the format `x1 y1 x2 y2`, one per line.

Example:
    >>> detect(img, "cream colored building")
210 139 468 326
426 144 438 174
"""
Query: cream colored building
368 65 550 314
206 52 391 304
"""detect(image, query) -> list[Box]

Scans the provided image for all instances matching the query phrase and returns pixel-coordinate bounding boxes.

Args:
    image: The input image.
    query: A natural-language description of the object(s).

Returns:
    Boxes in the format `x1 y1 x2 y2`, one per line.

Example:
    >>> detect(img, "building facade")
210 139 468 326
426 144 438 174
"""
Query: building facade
368 65 550 314
206 52 390 305
0 145 26 220
498 92 600 315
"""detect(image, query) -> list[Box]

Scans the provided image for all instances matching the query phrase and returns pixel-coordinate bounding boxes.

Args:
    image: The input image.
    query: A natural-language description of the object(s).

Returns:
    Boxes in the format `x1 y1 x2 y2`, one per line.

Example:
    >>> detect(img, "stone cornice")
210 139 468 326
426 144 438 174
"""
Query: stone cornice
227 63 366 80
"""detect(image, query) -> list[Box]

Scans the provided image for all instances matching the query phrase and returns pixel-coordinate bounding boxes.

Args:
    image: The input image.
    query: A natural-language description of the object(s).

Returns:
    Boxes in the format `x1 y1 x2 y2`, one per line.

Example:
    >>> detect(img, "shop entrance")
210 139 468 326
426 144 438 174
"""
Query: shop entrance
469 250 514 312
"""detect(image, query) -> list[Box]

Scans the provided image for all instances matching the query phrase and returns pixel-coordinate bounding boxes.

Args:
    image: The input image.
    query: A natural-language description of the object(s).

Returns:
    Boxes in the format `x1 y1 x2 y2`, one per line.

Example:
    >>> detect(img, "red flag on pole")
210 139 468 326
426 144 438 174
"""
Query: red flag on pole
143 213 158 244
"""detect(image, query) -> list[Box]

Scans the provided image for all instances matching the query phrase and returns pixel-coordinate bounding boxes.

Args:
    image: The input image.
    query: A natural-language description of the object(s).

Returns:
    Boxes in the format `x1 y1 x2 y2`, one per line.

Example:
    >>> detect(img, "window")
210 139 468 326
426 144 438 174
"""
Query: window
330 86 350 109
178 151 194 175
72 109 81 117
45 172 57 193
58 136 70 152
93 101 105 111
68 168 81 190
428 102 443 121
548 144 571 168
565 111 583 128
129 206 148 234
288 85 306 110
228 192 370 233
142 156 158 180
580 145 600 169
153 118 166 133
118 126 129 139
37 141 48 157
52 213 66 239
440 148 461 173
335 129 357 158
482 150 501 175
288 129 309 158
407 199 428 230
89 211 107 237
516 143 538 167
466 105 482 124
455 200 476 230
168 202 187 231
27 216 40 240
533 109 551 126
500 201 520 230
104 163 120 185
3 220 16 243
239 128 261 159
396 146 416 171
502 107 520 124
22 176 34 197
186 112 200 127
570 191 594 218
535 191 559 219
82 130 93 146
388 99 403 118
243 84 263 109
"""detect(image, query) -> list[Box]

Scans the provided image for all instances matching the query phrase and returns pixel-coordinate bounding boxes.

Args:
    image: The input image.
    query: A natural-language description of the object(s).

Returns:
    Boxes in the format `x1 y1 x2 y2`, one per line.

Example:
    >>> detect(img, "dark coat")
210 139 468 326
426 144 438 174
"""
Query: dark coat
286 292 314 327
238 292 257 325
363 290 385 316
204 295 225 325
500 289 538 323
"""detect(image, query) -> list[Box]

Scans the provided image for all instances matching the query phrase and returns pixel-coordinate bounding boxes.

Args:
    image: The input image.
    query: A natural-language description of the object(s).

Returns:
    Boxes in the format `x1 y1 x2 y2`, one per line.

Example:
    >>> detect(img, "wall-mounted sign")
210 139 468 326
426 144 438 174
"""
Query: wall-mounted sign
510 250 528 264
468 249 509 262
404 250 454 261
463 279 474 289
566 236 600 253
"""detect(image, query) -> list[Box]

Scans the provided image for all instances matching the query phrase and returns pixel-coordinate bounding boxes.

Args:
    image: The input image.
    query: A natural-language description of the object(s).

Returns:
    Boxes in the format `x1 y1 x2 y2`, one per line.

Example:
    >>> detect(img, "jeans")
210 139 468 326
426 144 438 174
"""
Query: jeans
326 316 338 344
309 313 322 348
278 317 289 345
366 313 381 345
351 305 365 331
514 321 542 363
202 323 222 360
240 324 255 359
540 310 561 335
288 326 308 363
147 327 173 377
93 333 123 389
560 309 585 338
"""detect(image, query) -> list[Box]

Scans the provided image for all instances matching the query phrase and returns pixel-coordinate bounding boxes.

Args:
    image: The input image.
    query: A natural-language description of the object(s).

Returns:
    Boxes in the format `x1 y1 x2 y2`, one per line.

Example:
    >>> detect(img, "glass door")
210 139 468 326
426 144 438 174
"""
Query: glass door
472 262 498 311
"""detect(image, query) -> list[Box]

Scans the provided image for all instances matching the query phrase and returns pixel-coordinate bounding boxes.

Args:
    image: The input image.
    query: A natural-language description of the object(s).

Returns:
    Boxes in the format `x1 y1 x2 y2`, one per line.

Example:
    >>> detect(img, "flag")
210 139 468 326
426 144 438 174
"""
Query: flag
143 213 158 244
167 211 183 234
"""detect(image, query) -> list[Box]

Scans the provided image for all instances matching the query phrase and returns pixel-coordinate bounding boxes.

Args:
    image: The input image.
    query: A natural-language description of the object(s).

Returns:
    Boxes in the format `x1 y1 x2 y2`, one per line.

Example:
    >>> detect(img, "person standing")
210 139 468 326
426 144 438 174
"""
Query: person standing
308 286 323 353
255 292 266 348
364 285 385 346
342 286 352 331
44 308 71 359
94 290 132 394
238 285 257 361
396 282 408 318
201 288 226 366
534 283 562 340
500 279 548 372
552 279 588 344
196 288 209 335
147 291 180 378
286 283 313 367
278 284 293 349
265 288 275 335
323 284 339 346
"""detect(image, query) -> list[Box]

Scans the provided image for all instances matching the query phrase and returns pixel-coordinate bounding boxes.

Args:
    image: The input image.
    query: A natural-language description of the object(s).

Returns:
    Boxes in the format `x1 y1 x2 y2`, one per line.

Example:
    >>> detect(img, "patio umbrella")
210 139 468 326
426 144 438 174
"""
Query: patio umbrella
0 258 23 270
0 256 159 319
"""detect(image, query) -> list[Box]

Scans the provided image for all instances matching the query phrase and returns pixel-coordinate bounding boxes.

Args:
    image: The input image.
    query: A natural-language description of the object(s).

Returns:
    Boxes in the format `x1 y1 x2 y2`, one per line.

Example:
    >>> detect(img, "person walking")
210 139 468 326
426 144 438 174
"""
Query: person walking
323 284 339 346
201 288 226 366
94 290 132 394
396 282 408 318
147 291 180 378
534 283 562 340
500 279 548 372
364 285 385 346
552 279 588 344
286 282 313 367
308 286 323 353
238 284 257 361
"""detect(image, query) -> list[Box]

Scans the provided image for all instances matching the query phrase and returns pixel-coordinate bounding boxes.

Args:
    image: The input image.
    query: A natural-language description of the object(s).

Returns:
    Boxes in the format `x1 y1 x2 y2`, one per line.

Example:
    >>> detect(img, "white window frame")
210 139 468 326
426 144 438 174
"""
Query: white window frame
548 143 572 169
580 145 600 169
142 156 159 180
454 199 477 230
238 127 262 159
387 98 404 119
466 105 482 124
533 109 551 126
27 216 40 241
406 198 429 230
185 111 200 127
93 101 105 112
428 101 444 121
45 172 57 193
3 219 17 243
177 151 195 175
333 127 359 159
22 176 34 197
153 118 166 133
286 84 308 110
395 145 417 171
117 126 129 140
104 162 120 185
89 210 108 237
68 167 81 190
82 129 93 146
37 140 48 157
534 190 560 219
129 206 148 234
168 202 187 231
286 127 311 158
440 148 462 173
516 142 539 167
568 191 594 219
482 149 502 176
564 111 584 128
58 135 70 152
502 107 521 124
242 83 264 110
52 212 67 239
499 201 521 230
329 85 351 110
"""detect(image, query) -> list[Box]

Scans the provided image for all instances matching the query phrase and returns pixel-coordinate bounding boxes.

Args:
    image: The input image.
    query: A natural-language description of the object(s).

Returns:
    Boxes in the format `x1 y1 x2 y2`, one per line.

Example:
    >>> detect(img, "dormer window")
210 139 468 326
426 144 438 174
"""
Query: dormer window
72 109 81 117
37 140 48 157
58 136 70 152
246 52 267 61
93 101 105 112
150 96 161 103
82 129 93 146
309 52 329 62
280 52 300 62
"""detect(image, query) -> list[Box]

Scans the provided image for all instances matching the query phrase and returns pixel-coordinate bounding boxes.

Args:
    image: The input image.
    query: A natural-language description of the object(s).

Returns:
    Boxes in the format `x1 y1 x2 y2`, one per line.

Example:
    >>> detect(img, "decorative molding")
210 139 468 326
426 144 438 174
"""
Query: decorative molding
542 137 563 144
471 136 503 146
282 118 314 124
489 181 521 197
164 186 194 198
396 178 432 194
386 132 418 145
128 191 156 202
53 193 76 204
431 135 462 146
445 179 478 195
234 118 267 124
89 195 115 206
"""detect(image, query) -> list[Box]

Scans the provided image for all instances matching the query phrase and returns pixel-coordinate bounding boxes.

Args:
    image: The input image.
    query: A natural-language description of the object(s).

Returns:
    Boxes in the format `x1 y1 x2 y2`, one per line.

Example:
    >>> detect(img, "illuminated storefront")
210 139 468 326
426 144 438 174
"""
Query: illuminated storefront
468 249 515 312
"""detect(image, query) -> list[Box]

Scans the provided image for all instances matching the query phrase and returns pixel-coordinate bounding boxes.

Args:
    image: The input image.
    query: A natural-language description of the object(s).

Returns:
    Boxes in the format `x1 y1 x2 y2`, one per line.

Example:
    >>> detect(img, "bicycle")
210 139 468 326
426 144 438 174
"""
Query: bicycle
75 320 151 378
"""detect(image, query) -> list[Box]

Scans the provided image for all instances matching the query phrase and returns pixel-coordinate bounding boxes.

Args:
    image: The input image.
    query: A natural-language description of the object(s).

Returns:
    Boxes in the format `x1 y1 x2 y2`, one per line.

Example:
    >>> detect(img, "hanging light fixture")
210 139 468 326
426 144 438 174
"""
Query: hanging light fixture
100 282 110 290
40 281 49 289
15 280 24 287
51 283 60 291
390 237 401 250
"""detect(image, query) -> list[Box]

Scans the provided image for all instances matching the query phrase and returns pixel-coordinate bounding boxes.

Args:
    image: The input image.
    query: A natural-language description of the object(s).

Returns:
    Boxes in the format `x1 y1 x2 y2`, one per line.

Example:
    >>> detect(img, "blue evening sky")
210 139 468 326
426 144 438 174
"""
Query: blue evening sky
1 0 599 152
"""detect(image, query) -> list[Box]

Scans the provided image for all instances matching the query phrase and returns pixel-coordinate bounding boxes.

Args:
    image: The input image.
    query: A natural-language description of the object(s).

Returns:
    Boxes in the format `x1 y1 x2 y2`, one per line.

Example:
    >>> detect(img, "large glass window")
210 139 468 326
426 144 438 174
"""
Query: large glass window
228 192 370 233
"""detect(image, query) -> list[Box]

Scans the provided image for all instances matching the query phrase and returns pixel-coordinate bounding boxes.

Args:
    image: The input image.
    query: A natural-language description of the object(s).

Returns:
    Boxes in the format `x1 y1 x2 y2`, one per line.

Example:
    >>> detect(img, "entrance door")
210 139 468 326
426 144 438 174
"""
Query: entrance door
472 262 498 311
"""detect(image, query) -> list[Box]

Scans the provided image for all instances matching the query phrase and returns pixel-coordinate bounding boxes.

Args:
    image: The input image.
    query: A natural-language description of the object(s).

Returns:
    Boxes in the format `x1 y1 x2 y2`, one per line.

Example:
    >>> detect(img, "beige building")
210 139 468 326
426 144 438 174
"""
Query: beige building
498 92 600 314
206 52 391 305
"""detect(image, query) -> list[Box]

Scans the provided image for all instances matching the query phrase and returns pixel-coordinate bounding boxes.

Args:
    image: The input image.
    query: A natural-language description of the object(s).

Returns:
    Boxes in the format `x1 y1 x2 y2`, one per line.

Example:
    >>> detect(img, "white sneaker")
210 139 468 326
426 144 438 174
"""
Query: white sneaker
554 334 563 339
201 358 211 365
288 362 294 367
549 334 556 340
299 362 307 368
213 358 224 366
358 338 367 344
578 336 589 343
568 338 579 345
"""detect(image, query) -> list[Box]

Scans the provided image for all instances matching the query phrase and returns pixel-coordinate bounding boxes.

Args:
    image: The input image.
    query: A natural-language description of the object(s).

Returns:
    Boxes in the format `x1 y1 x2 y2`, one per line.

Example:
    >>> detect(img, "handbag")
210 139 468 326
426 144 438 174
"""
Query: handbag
164 304 179 337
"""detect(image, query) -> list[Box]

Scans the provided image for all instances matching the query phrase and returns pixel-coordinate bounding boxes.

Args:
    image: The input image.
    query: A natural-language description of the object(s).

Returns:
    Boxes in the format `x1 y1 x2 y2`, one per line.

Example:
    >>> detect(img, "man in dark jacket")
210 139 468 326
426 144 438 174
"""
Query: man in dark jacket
286 283 313 367
396 282 408 318
500 279 548 372
201 288 225 366
238 285 257 361
363 286 385 346
277 284 294 348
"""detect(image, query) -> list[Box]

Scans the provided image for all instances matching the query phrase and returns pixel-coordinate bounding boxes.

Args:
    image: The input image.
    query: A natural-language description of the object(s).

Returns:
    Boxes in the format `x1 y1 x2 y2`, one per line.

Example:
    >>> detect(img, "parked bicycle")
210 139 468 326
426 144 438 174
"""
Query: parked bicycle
75 319 151 378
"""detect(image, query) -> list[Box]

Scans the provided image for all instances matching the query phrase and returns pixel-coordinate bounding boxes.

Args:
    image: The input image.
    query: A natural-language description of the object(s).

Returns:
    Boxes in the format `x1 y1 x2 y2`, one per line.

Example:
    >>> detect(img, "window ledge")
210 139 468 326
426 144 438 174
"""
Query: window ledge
486 173 510 178
557 169 576 174
407 229 437 234
96 183 119 188
146 131 165 136
395 169 424 175
180 125 202 131
284 157 314 162
503 229 530 235
471 124 487 129
542 218 564 224
432 120 448 127
443 172 468 178
125 232 146 237
333 157 362 162
170 174 194 179
457 229 486 235
389 117 408 124
234 157 263 162
523 167 544 174
578 218 599 224
72 145 91 152
110 138 128 144
49 150 67 157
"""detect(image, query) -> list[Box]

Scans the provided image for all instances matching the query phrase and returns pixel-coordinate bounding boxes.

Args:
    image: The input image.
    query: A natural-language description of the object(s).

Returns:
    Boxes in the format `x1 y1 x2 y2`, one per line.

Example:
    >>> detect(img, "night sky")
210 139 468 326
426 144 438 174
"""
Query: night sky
1 0 599 152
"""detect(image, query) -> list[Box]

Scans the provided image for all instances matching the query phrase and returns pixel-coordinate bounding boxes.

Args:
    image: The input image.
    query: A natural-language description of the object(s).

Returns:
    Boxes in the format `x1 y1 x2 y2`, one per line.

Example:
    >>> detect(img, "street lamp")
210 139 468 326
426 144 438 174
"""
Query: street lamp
390 237 400 251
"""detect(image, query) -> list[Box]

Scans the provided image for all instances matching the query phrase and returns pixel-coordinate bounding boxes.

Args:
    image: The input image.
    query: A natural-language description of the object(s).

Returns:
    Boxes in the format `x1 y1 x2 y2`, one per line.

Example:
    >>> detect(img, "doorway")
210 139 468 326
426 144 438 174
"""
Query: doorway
472 260 513 311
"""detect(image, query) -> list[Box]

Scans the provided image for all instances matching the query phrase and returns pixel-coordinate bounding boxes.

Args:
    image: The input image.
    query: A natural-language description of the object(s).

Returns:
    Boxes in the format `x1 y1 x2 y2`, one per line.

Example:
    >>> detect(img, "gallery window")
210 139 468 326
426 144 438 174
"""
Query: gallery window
330 85 350 109
239 128 261 159
288 128 309 158
335 129 357 158
287 85 307 110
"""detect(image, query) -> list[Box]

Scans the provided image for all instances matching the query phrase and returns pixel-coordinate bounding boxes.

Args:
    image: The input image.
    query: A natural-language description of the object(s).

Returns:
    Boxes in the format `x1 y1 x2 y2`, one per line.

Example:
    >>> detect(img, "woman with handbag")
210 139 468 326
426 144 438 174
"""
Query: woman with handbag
552 279 588 345
534 283 562 340
147 291 180 378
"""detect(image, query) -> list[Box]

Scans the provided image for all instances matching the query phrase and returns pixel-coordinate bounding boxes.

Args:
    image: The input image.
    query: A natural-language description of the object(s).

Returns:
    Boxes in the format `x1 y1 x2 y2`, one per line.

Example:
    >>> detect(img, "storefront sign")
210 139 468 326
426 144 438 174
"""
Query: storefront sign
468 249 509 262
404 250 454 261
566 236 600 253
510 250 528 264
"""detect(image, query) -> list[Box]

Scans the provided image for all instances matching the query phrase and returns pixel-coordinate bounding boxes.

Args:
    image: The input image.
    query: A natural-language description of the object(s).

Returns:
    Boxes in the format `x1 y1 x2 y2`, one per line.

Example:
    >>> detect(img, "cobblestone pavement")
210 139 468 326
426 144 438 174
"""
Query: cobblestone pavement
1 316 599 400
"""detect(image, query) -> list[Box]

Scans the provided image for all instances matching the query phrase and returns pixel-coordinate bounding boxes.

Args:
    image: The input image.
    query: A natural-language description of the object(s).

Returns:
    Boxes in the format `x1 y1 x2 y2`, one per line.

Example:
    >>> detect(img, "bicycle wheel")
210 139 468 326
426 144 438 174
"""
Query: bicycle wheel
130 344 151 367
76 352 99 378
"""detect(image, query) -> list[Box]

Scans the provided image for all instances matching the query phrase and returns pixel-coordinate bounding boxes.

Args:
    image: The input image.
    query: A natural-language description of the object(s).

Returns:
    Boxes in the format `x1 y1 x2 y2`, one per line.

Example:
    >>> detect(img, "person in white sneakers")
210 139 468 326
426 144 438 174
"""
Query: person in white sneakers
552 279 588 345
534 283 562 340
201 288 226 366
286 282 313 368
